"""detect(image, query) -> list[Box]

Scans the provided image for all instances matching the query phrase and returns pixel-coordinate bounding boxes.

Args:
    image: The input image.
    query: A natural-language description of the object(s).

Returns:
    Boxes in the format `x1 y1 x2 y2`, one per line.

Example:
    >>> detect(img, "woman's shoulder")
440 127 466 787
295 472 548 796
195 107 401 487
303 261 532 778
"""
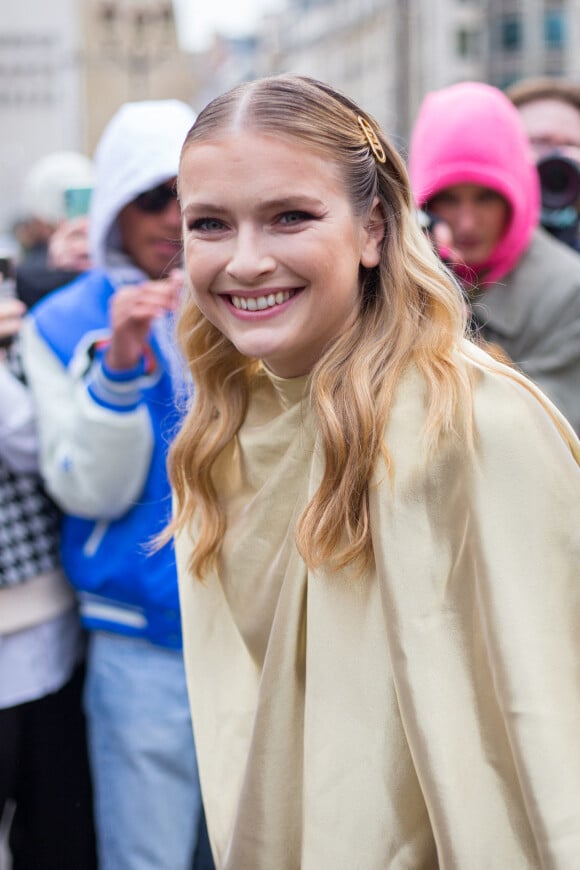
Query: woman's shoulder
461 340 579 469
380 342 579 522
386 340 578 470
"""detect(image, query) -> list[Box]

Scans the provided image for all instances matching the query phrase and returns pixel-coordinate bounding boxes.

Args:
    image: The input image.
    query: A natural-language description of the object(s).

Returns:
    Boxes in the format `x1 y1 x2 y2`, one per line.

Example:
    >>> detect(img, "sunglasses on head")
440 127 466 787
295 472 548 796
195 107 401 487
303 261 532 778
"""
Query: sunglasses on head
133 182 178 213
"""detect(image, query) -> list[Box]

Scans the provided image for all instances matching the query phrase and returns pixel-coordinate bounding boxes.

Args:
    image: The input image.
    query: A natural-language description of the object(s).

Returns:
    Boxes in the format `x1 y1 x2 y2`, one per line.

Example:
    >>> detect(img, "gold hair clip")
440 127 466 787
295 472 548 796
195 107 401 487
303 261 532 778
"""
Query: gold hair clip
357 116 387 164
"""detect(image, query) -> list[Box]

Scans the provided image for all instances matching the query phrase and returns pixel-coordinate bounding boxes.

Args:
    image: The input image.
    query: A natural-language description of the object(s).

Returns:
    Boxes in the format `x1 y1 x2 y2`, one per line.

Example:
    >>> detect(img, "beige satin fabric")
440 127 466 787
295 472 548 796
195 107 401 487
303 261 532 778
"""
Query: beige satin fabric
176 351 580 870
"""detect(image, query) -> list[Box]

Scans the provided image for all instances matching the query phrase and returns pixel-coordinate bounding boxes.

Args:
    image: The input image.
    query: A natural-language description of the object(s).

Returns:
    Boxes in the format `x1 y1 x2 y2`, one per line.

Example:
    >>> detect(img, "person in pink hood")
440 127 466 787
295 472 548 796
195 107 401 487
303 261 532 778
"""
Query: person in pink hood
409 81 580 433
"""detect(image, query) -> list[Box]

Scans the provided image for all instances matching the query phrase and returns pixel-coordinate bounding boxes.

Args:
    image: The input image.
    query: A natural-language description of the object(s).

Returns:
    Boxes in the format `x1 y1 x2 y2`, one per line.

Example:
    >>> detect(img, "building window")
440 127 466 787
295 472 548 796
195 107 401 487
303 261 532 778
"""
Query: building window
457 28 469 55
500 15 522 50
456 27 481 57
545 11 565 47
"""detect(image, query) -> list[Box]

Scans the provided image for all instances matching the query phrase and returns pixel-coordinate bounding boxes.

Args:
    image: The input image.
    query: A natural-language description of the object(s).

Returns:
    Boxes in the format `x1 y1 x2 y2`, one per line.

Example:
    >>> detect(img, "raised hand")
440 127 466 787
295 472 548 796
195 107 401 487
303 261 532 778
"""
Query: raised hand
48 216 92 273
105 269 183 371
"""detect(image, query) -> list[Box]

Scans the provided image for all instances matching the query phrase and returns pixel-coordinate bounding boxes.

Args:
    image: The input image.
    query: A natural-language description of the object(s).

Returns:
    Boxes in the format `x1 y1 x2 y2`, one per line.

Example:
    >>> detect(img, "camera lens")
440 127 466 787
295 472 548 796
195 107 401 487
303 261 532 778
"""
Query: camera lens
537 155 580 210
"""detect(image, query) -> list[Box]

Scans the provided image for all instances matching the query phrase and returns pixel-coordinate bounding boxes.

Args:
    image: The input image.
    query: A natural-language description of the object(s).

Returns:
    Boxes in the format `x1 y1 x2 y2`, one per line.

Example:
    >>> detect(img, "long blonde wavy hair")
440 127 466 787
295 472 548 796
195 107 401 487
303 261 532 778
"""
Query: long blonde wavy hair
168 74 576 579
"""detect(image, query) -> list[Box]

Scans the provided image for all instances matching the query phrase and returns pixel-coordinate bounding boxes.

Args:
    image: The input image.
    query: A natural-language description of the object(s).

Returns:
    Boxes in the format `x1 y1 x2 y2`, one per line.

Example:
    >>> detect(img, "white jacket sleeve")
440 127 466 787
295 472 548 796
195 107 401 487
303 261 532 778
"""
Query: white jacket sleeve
0 358 39 474
20 319 155 520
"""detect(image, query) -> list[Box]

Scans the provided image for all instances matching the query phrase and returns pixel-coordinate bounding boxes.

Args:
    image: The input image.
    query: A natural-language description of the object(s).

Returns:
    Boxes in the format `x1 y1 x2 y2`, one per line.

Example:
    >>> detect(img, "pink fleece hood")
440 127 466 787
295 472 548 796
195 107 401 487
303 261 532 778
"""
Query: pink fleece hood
409 82 540 285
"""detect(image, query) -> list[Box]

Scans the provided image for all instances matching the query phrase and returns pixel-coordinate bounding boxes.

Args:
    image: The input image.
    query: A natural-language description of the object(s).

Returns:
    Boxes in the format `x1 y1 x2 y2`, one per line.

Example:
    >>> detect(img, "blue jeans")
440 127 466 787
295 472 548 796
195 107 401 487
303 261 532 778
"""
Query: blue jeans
84 632 211 870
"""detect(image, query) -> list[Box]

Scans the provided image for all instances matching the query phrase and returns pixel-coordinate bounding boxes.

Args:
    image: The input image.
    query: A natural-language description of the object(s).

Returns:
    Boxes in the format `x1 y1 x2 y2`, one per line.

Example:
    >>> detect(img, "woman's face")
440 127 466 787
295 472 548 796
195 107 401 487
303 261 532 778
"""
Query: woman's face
428 184 510 266
179 131 383 378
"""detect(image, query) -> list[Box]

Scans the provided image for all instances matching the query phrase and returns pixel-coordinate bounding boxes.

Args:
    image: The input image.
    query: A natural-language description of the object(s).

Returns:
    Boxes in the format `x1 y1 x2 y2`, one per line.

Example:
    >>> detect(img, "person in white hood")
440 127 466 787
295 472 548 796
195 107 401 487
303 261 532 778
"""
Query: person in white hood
22 101 213 870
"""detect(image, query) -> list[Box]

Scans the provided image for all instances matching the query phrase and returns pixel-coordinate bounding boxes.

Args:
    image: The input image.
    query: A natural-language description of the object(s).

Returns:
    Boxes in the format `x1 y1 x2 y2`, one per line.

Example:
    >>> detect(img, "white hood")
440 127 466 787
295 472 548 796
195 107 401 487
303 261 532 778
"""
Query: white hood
89 99 196 272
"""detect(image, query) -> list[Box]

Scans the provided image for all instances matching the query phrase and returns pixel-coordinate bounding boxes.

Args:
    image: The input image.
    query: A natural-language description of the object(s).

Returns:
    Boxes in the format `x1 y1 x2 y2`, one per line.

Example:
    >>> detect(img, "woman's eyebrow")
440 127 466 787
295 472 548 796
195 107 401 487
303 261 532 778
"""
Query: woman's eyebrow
182 203 229 217
258 195 326 210
182 196 327 218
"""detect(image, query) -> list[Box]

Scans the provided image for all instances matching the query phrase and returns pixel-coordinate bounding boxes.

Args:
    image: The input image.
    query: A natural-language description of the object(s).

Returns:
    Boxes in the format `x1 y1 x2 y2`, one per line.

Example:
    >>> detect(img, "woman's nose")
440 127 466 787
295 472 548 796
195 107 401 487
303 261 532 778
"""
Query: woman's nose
456 204 478 233
225 227 276 283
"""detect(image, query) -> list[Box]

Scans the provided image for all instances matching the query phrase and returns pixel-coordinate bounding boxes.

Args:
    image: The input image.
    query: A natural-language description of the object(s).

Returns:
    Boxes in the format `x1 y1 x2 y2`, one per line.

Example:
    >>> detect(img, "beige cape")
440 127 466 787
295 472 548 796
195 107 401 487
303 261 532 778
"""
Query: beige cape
176 347 580 869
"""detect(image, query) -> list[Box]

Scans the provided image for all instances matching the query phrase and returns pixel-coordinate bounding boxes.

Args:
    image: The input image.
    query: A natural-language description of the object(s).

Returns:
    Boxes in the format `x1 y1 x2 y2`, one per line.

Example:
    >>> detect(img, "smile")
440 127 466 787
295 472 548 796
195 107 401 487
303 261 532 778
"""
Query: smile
229 290 296 311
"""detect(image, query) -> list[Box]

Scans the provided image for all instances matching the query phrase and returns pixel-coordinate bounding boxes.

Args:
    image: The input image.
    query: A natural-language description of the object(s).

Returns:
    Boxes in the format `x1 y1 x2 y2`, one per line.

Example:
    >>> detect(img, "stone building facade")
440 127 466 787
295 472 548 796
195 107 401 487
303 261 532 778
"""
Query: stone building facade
191 0 580 149
0 0 194 236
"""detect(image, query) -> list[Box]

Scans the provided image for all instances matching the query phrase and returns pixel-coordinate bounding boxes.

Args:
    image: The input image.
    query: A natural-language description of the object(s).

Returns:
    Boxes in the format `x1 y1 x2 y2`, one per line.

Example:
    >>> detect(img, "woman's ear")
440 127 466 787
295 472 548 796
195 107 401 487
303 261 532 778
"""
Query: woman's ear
360 197 385 268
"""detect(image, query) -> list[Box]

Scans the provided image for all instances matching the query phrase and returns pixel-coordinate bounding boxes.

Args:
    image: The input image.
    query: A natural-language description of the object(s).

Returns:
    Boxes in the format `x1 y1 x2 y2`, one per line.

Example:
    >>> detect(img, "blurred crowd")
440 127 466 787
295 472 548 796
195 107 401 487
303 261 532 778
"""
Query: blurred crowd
1 100 213 870
1 73 579 869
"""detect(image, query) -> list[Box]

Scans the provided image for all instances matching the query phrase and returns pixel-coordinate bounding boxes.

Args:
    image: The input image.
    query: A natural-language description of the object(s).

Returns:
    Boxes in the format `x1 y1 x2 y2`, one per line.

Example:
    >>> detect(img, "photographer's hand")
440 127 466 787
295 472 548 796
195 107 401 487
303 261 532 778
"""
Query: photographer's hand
418 210 459 265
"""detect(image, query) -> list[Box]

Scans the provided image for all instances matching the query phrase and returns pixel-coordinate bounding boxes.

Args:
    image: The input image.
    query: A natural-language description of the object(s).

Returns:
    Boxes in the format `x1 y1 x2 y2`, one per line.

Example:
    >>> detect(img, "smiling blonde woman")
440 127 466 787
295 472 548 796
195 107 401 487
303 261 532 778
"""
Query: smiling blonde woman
169 75 580 870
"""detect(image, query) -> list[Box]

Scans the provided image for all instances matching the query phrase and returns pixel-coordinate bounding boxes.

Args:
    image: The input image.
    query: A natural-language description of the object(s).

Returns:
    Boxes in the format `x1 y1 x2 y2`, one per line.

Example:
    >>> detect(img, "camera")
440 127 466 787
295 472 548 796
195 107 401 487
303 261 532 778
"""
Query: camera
536 153 580 249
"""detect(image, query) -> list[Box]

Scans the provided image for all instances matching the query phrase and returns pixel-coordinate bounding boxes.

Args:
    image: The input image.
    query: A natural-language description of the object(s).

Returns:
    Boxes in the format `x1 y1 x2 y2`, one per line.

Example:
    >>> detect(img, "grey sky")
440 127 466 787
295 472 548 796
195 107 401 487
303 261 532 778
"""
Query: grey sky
173 0 284 51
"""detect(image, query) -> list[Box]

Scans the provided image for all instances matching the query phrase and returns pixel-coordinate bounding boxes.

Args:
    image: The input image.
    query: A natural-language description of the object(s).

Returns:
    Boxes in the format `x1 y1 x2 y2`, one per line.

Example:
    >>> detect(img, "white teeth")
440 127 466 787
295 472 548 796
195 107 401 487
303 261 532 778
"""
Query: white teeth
230 290 293 311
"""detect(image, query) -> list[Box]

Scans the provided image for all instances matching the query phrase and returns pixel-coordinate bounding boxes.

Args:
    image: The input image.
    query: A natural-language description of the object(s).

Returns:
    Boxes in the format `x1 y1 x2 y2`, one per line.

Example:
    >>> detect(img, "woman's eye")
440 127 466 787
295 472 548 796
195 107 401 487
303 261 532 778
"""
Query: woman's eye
479 191 501 204
278 211 315 226
189 217 226 232
430 194 454 208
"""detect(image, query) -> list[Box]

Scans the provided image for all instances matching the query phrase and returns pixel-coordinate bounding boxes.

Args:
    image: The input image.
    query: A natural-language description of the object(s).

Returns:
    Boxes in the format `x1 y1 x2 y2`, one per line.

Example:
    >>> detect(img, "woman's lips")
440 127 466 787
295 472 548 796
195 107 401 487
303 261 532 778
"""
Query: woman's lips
230 289 297 311
456 238 483 249
221 288 302 316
